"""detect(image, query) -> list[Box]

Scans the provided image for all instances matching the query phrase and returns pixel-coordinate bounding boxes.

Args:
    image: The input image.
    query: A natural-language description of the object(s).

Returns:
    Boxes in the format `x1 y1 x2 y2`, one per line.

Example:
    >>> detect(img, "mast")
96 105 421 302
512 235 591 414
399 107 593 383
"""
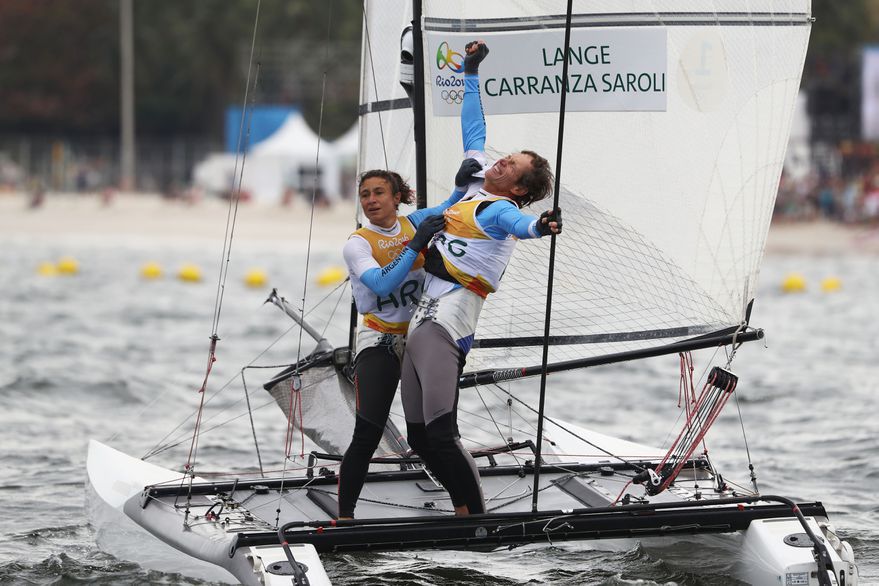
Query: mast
411 0 427 209
531 0 574 514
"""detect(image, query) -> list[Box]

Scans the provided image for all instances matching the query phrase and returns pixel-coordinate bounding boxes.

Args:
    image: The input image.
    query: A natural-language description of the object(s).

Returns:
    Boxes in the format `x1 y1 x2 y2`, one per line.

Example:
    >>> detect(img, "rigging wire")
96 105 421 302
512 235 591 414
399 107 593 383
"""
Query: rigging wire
241 370 265 478
495 383 653 471
724 323 759 492
188 0 261 467
175 0 263 525
143 278 350 460
473 386 523 465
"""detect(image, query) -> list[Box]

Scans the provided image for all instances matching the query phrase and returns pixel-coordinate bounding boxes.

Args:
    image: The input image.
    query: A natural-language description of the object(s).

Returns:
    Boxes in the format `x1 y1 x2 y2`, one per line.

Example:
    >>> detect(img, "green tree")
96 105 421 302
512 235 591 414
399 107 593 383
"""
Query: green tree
0 0 118 133
0 0 363 138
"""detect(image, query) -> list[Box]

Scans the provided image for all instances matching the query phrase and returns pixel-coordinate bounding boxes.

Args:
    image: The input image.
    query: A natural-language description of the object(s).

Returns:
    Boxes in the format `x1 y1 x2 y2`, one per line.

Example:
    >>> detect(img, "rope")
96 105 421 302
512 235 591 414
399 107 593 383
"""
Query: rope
284 375 306 459
654 368 738 494
677 352 708 455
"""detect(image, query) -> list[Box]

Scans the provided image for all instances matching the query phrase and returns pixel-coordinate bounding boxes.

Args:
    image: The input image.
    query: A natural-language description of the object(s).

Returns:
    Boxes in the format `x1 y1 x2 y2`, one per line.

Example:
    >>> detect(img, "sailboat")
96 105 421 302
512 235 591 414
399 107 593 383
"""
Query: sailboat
87 1 860 585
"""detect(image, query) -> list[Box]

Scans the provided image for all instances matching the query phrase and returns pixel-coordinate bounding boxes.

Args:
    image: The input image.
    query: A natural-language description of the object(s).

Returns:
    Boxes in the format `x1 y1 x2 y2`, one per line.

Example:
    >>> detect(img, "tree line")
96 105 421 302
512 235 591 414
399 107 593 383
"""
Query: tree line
0 0 874 143
0 0 362 140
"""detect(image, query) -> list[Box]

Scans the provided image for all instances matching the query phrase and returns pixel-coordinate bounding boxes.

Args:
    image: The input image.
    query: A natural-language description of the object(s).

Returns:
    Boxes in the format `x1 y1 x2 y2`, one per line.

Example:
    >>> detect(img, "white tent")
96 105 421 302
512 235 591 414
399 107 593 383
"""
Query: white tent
330 123 359 200
193 111 342 204
331 123 358 167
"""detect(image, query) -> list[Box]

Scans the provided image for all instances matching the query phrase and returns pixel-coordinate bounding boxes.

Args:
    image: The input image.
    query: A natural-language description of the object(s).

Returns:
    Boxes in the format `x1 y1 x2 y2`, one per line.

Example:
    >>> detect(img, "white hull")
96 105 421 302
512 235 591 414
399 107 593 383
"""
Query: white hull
87 440 330 585
86 435 858 586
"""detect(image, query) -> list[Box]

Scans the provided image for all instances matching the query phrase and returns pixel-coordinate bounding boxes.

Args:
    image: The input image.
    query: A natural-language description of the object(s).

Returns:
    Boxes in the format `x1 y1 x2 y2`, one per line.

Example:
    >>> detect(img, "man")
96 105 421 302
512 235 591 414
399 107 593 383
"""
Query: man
401 40 562 516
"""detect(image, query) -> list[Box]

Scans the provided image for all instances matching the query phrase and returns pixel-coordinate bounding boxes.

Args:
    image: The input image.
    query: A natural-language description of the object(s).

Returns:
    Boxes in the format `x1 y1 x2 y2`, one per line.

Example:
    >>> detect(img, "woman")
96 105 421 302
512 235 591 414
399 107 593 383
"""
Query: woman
400 40 562 516
338 161 480 519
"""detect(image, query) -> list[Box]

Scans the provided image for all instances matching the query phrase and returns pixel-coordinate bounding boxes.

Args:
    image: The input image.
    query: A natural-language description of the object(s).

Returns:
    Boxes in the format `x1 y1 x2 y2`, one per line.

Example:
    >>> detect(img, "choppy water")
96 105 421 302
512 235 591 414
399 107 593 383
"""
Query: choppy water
1 236 876 585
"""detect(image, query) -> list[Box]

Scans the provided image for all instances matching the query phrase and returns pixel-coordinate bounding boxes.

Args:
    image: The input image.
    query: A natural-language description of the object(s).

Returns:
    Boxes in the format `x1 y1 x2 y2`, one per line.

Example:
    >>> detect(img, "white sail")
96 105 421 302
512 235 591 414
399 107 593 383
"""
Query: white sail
359 1 810 371
358 1 417 187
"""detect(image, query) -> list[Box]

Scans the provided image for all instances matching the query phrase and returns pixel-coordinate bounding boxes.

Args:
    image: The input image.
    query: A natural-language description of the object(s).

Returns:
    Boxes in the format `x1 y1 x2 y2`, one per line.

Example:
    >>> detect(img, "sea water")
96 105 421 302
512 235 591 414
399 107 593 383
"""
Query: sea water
0 237 876 585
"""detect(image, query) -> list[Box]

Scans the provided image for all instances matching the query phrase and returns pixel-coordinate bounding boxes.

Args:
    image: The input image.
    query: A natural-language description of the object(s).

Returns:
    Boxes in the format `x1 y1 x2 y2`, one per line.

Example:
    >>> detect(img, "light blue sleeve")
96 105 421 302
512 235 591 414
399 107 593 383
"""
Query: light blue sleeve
407 188 466 226
462 74 486 152
478 201 540 240
358 247 420 297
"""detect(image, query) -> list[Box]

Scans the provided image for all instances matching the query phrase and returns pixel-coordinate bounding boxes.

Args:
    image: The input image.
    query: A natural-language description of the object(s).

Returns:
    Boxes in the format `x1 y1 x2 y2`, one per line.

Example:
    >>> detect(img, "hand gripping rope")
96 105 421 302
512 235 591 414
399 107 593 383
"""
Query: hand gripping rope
633 365 738 496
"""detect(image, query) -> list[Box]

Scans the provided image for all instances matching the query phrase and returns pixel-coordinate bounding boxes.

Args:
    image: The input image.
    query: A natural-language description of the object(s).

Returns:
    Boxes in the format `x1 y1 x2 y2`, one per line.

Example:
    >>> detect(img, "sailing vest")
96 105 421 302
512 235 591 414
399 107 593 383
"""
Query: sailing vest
349 216 425 334
434 192 518 299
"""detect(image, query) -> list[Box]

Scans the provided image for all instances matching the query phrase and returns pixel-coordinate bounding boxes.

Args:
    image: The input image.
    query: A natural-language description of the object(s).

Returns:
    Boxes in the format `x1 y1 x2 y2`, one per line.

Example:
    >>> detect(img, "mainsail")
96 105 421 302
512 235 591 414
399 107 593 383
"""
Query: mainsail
359 1 811 372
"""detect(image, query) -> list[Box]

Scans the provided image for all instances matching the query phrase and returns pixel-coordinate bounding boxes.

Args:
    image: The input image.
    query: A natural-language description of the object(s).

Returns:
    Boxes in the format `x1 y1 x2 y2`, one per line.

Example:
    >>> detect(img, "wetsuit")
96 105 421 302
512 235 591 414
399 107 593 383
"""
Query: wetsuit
400 69 547 515
337 189 464 519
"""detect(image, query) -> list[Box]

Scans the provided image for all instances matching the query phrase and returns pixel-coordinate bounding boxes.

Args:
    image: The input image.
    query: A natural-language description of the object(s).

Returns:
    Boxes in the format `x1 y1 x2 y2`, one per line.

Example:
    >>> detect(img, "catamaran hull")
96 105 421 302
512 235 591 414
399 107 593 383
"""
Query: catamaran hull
86 440 331 585
87 439 858 585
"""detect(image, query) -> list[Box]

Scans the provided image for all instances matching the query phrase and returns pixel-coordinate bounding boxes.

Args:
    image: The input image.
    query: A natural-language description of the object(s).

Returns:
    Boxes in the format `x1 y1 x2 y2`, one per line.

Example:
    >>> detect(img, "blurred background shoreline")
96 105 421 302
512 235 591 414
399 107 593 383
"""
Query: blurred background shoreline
0 190 355 249
3 2 879 236
3 190 878 257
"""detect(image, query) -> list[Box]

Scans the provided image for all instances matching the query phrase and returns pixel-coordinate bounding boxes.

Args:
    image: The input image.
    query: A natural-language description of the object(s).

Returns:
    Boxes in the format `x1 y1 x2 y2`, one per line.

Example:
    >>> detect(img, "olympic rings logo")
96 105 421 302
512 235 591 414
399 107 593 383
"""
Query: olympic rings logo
436 41 464 73
441 90 463 104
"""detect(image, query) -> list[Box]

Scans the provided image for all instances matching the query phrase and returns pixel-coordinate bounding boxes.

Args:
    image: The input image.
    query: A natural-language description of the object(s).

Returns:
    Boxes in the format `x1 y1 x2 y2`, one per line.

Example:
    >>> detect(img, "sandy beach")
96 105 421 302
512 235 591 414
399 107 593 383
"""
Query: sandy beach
0 191 357 250
2 191 878 255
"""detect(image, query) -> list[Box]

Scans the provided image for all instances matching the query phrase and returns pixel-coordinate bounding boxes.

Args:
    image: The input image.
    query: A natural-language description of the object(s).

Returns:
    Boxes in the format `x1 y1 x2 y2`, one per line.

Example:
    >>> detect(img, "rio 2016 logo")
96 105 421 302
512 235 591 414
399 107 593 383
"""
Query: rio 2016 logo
436 41 464 73
435 41 464 104
440 90 462 104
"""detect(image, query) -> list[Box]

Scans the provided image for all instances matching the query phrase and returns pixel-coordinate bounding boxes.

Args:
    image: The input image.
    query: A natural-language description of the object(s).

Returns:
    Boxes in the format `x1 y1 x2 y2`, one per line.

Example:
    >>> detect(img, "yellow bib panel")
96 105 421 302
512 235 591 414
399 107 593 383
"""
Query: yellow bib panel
350 216 425 334
436 194 517 299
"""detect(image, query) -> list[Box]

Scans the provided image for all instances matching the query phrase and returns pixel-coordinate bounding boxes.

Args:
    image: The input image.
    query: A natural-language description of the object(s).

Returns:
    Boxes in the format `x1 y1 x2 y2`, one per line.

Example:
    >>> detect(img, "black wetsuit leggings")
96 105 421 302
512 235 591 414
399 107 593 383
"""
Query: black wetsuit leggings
401 321 485 514
337 344 400 518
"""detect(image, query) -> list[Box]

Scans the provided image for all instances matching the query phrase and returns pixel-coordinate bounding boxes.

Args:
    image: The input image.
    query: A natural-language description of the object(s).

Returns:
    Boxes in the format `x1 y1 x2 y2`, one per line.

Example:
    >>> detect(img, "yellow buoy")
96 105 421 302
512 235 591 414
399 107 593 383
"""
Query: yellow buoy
821 277 842 292
56 256 79 275
177 264 202 282
37 261 58 276
244 268 268 288
316 265 346 287
781 273 806 293
140 261 163 280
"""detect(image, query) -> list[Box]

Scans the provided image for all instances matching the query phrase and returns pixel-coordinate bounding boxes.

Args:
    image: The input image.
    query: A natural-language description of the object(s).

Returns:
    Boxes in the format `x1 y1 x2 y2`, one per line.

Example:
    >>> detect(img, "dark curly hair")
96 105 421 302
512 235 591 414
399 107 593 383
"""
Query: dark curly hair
358 170 414 207
514 150 554 208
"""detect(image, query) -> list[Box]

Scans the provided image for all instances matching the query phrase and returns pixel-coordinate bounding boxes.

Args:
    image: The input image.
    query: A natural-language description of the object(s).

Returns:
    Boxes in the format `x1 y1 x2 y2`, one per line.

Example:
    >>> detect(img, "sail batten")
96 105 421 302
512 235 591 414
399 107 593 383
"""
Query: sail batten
473 324 724 349
424 12 812 33
358 98 411 116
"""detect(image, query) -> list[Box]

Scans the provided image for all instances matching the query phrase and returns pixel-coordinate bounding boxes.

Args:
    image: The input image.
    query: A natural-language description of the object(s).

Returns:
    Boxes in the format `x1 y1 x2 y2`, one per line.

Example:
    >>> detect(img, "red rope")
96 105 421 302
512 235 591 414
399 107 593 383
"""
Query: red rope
284 380 295 457
283 375 306 459
185 335 218 472
297 387 305 457
655 368 737 493
611 479 634 506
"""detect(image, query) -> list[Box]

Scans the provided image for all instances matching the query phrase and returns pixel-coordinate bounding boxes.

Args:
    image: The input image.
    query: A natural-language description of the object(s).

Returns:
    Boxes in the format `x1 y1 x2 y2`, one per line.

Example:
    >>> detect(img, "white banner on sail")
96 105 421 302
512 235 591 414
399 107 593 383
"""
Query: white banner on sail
426 28 666 116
